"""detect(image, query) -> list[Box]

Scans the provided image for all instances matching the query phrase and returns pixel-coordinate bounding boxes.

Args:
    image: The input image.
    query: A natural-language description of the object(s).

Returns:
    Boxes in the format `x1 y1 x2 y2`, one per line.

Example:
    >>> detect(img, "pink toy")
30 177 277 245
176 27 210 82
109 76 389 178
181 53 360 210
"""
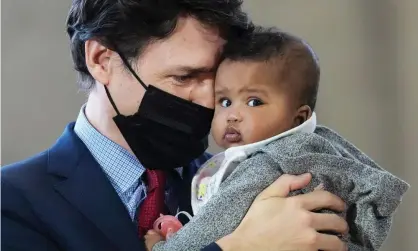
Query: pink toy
152 211 192 239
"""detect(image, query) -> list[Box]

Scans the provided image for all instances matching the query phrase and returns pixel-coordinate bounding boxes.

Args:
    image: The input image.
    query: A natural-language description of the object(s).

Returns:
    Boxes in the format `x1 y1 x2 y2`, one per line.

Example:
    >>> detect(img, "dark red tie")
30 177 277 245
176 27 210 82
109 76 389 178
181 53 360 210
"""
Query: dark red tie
137 169 167 237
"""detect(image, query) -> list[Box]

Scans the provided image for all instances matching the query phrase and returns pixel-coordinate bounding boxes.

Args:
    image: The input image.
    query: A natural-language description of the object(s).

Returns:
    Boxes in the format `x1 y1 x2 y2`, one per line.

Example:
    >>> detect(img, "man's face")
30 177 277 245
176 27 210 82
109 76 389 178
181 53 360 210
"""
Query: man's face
106 16 225 116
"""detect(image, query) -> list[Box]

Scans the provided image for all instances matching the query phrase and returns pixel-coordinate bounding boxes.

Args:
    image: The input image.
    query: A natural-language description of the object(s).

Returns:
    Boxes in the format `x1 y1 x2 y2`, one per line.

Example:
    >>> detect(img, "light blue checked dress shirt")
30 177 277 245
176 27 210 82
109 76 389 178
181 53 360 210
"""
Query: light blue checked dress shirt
74 105 147 221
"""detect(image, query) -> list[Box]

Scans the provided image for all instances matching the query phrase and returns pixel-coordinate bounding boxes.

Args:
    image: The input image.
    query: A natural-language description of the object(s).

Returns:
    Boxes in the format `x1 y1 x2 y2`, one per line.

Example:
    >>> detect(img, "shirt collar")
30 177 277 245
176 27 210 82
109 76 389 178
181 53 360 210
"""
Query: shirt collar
224 112 317 160
74 105 145 193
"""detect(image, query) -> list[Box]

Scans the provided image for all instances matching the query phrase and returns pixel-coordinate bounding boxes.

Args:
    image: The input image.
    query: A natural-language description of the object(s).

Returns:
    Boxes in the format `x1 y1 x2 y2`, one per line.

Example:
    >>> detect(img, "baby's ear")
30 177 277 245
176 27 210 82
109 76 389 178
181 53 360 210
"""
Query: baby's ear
293 105 312 126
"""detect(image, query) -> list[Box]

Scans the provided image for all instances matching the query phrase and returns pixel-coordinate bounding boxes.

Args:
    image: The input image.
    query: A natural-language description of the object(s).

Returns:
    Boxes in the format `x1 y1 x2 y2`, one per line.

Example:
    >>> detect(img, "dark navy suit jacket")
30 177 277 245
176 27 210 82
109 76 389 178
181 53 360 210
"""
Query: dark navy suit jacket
1 123 221 251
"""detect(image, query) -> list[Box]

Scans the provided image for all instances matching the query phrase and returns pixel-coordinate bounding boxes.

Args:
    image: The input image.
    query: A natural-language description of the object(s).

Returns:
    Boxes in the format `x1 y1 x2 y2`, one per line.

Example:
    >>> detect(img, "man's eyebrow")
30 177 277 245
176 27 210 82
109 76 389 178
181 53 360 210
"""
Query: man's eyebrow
173 65 216 75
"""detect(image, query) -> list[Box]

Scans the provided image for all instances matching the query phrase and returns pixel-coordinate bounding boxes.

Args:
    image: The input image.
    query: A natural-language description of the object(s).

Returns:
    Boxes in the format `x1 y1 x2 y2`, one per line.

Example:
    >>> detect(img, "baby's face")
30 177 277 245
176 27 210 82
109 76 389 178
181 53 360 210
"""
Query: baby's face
212 59 300 149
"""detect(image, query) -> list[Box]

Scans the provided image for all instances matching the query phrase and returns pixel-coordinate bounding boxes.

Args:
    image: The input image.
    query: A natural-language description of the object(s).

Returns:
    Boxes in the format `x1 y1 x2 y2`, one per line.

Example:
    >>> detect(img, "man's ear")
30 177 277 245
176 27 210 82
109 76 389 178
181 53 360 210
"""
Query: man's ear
293 105 312 127
85 40 112 86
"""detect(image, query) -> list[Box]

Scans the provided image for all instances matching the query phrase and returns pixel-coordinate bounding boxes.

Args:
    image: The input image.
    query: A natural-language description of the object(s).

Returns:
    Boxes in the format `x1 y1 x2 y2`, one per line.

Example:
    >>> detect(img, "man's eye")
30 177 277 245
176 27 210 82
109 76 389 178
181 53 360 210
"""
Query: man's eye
247 98 264 107
173 75 193 83
220 98 232 107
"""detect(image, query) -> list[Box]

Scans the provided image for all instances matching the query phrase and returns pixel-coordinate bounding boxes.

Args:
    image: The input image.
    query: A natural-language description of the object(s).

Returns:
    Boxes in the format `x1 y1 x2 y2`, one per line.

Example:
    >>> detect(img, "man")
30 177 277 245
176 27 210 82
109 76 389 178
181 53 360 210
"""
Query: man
1 1 348 250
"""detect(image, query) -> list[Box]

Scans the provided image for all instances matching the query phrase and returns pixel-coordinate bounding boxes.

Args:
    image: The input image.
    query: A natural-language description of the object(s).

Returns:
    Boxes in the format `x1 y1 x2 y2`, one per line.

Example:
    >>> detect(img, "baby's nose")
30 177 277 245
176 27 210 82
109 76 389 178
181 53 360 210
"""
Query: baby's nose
227 112 242 123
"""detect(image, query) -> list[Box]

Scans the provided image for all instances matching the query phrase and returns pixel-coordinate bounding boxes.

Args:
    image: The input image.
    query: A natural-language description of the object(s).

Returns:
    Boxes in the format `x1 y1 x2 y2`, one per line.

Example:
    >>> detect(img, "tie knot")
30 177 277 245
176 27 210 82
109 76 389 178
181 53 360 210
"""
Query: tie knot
145 169 166 191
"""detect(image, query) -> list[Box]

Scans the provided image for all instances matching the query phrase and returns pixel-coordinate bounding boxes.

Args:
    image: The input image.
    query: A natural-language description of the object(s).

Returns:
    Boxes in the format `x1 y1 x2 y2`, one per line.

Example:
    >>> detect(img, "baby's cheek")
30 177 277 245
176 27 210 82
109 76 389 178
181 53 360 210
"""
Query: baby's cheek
245 120 281 143
242 129 266 145
210 117 224 144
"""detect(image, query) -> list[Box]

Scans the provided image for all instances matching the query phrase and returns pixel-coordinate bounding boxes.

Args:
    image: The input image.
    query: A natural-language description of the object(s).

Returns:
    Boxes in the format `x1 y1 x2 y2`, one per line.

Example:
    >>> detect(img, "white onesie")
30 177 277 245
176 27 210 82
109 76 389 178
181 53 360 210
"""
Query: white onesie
191 113 317 214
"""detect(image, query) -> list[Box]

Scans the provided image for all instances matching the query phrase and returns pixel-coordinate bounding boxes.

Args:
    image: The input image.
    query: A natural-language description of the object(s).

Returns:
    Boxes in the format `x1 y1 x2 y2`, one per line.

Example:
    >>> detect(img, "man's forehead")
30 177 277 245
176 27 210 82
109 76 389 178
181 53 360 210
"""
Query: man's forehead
151 17 224 68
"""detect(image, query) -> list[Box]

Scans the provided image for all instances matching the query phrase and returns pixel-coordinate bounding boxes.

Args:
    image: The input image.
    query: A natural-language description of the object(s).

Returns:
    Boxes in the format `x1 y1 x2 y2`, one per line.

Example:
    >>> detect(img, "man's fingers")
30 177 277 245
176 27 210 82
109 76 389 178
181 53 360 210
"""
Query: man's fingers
316 233 347 251
297 190 346 212
258 173 312 199
147 230 159 235
311 213 349 235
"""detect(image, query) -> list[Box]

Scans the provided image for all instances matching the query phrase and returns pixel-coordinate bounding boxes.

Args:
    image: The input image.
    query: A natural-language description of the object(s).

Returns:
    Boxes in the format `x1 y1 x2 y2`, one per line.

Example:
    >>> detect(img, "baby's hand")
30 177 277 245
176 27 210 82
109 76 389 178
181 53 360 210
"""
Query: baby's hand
144 230 164 251
314 183 325 191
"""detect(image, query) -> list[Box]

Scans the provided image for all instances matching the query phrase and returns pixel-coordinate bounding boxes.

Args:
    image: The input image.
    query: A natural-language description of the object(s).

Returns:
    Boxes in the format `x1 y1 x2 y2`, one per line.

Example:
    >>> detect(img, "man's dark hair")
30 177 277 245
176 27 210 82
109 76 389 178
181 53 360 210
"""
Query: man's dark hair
66 0 252 90
223 27 320 111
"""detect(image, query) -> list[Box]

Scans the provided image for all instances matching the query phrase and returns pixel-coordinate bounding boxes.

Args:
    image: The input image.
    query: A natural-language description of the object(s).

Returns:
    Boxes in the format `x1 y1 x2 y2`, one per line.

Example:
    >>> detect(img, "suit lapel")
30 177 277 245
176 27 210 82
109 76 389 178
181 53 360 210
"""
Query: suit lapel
48 123 144 251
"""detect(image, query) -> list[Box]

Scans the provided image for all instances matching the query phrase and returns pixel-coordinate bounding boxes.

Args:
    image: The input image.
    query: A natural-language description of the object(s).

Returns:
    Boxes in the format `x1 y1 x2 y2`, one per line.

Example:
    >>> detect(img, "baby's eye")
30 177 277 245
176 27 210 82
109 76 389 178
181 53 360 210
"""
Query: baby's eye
220 98 232 107
247 98 264 107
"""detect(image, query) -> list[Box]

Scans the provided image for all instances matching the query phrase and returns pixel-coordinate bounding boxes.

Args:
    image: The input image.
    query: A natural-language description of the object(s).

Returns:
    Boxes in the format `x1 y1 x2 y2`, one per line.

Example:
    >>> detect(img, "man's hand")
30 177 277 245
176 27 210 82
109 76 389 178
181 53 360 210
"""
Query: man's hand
144 230 164 251
217 173 348 251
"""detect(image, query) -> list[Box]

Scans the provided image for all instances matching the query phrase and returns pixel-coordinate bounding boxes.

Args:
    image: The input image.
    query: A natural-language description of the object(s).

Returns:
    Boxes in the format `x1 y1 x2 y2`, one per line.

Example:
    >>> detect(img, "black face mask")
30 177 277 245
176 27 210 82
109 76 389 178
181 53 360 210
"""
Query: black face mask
104 53 214 171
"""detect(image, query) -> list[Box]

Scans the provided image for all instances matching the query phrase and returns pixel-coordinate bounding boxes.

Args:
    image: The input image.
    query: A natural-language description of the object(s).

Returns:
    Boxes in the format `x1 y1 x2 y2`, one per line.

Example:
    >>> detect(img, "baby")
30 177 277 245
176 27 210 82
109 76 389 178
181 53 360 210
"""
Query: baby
191 27 320 214
145 28 409 251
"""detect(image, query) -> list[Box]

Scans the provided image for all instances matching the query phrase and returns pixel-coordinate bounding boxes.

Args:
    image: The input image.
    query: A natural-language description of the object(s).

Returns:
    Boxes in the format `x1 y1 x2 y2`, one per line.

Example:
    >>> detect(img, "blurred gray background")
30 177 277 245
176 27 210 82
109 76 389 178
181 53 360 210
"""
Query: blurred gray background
2 1 417 250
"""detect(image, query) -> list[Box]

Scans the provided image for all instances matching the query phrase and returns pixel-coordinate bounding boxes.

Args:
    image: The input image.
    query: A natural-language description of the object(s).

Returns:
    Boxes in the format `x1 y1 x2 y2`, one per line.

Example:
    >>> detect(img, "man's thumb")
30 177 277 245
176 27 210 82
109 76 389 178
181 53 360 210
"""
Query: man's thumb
258 173 312 199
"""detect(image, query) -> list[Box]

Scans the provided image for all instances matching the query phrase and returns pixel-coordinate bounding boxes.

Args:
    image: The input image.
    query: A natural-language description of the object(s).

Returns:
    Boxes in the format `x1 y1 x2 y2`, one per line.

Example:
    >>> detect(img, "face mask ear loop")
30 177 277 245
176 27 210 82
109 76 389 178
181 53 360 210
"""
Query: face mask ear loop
104 86 121 115
104 42 148 115
115 49 148 91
